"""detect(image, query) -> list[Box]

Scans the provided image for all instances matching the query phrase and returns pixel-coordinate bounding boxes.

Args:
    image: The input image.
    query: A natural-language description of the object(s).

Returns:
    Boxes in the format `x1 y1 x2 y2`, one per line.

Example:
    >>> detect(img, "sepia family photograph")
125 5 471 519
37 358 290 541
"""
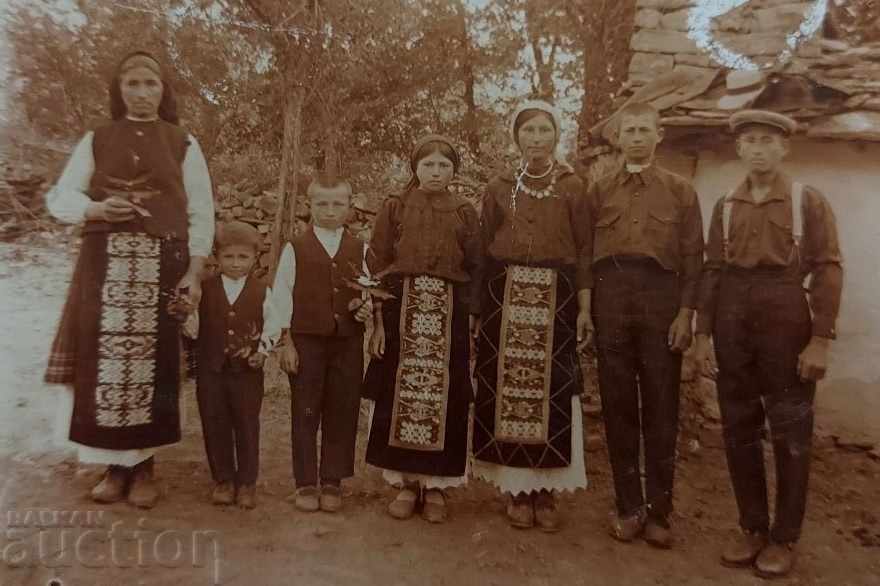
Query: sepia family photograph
0 0 878 584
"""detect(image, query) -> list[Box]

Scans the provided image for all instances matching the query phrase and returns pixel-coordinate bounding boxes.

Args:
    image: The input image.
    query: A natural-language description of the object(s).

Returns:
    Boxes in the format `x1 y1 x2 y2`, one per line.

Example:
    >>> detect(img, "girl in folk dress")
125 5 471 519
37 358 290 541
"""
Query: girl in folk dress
364 134 483 523
45 51 214 508
472 100 590 531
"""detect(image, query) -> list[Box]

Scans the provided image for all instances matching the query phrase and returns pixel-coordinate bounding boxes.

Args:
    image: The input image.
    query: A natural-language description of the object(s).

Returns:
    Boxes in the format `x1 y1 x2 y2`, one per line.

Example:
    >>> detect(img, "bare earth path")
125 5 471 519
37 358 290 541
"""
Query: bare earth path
0 242 878 586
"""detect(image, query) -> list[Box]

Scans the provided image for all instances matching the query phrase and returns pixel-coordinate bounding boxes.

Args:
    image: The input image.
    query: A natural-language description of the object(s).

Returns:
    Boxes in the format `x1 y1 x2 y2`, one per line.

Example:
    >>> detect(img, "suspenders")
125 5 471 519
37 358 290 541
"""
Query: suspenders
722 181 804 263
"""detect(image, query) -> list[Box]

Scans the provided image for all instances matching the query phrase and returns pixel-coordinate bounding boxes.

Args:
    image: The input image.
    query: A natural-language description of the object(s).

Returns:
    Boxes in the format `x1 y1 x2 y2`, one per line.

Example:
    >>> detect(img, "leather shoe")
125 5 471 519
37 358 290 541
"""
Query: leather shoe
127 458 160 509
319 485 343 513
290 486 320 512
388 485 420 520
533 490 561 533
609 510 645 542
211 482 235 506
90 466 129 504
644 517 673 549
721 531 768 568
422 489 447 524
754 542 796 579
506 493 534 529
237 484 257 509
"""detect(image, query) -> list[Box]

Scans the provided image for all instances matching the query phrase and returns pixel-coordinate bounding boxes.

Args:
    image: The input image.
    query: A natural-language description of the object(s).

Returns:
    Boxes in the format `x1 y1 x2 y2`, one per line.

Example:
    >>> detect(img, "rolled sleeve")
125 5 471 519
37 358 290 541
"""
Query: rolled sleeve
802 190 844 339
183 135 215 257
45 132 95 224
575 181 597 290
270 243 296 328
679 184 704 309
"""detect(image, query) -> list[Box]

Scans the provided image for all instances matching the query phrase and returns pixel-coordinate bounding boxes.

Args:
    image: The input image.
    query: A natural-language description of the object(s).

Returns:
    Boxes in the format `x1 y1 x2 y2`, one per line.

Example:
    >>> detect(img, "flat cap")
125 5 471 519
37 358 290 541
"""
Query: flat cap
729 109 797 135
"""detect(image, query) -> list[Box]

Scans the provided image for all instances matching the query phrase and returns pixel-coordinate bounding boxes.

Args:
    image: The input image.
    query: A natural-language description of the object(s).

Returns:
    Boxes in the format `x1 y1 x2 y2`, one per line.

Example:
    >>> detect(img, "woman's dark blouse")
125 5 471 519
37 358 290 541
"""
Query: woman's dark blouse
481 164 591 290
368 188 483 314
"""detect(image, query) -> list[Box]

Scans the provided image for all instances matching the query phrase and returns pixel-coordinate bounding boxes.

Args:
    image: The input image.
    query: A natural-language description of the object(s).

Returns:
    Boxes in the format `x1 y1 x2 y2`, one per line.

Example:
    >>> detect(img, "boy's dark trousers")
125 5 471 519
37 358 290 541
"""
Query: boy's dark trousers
289 333 363 487
713 267 815 544
593 258 683 522
196 366 264 486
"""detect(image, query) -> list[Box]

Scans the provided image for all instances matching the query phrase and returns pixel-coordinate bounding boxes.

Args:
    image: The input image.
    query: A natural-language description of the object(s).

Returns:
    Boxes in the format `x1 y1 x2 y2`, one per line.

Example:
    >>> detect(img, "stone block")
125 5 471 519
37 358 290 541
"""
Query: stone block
660 8 689 31
754 3 812 32
675 52 712 67
635 8 662 29
631 29 699 54
629 52 675 76
636 0 695 10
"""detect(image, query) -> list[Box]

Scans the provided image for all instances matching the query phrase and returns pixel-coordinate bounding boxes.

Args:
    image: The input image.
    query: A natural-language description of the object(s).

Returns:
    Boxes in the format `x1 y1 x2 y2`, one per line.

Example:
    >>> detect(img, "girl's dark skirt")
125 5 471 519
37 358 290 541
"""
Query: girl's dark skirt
45 230 188 450
472 260 580 469
364 274 473 477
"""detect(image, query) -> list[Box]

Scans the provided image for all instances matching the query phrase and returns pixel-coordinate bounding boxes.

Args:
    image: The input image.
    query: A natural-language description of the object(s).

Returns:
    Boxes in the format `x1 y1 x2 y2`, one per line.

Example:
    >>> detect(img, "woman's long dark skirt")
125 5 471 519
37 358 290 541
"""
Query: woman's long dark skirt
45 230 188 450
364 274 472 477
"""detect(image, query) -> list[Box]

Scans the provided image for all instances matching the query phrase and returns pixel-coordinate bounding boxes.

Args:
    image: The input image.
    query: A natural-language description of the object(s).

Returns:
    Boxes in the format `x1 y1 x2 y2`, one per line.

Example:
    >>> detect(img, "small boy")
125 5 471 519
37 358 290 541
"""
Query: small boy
184 220 281 509
272 174 371 513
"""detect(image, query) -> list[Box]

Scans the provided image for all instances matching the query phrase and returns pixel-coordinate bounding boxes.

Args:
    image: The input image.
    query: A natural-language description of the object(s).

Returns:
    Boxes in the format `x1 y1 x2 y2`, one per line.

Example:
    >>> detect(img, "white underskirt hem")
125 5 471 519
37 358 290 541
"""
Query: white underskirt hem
471 395 588 495
54 385 156 467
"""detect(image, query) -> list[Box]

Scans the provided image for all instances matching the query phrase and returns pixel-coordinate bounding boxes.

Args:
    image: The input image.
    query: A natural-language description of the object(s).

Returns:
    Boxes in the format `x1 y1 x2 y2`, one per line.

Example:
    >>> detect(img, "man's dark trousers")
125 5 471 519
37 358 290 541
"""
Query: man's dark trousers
594 258 683 522
713 268 814 543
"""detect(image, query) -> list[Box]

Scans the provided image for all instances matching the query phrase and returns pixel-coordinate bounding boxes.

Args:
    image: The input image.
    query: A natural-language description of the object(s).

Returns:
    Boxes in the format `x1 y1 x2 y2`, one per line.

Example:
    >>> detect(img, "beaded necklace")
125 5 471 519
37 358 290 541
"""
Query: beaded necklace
510 160 558 213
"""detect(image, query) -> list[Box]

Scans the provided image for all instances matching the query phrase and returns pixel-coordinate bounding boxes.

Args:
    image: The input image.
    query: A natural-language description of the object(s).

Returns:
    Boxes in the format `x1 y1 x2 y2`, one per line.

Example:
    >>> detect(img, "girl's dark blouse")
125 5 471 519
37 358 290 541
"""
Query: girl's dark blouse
481 164 591 290
368 188 483 314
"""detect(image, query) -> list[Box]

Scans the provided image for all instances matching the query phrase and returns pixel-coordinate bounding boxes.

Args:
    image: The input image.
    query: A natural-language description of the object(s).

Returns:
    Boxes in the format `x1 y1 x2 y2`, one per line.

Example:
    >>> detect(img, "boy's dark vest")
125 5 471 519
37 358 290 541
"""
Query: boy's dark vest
197 275 267 372
291 228 363 337
85 118 190 242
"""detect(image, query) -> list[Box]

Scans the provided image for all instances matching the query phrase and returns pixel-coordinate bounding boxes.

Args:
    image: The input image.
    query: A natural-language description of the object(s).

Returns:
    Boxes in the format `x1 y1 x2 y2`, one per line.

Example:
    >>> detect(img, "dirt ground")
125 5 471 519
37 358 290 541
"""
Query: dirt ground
0 241 878 586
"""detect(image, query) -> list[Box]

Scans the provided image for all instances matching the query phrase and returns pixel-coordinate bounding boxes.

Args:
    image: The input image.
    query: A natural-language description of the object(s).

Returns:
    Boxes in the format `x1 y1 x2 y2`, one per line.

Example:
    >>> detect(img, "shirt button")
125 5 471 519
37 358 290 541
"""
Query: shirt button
227 329 235 335
333 287 340 293
333 313 341 319
135 130 144 137
752 229 758 235
331 262 337 268
634 192 641 198
228 311 235 317
633 219 639 224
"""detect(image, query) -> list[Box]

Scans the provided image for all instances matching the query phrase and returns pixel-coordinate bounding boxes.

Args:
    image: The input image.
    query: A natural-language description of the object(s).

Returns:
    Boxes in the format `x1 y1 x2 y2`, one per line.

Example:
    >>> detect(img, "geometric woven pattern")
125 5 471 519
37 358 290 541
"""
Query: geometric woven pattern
388 275 453 452
494 265 556 444
95 233 160 427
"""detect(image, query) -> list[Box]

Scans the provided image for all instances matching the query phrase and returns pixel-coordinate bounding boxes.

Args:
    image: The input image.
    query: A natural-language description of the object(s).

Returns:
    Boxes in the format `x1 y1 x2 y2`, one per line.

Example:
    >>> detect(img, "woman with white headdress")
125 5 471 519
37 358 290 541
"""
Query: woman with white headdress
472 100 590 531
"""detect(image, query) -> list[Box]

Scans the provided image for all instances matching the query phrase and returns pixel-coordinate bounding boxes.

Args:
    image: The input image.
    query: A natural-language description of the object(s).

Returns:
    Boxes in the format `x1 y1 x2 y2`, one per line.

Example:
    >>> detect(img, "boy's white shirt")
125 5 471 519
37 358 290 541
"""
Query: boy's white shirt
182 274 282 354
271 225 368 326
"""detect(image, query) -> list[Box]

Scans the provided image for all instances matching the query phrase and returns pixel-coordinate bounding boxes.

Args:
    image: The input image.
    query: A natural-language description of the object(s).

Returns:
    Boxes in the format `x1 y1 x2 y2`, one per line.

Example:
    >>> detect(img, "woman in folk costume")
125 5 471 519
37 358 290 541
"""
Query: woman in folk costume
472 100 590 531
364 134 483 523
44 51 214 508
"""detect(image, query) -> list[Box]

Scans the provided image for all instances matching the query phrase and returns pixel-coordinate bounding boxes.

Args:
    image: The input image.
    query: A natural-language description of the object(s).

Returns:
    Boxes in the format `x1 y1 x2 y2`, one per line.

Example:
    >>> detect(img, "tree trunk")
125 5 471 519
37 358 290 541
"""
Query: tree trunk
455 0 480 157
577 0 636 147
268 84 305 279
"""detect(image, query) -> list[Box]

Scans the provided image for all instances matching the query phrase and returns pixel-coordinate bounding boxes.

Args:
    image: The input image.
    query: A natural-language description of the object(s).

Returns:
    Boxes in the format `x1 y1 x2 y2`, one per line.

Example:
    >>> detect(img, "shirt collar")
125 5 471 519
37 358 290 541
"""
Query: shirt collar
730 171 790 204
312 225 344 239
221 274 247 288
616 161 658 187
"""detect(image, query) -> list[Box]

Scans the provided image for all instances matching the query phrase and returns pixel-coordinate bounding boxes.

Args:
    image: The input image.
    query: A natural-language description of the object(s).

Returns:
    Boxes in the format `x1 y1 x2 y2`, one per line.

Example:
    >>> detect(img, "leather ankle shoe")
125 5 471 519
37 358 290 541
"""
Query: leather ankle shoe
754 542 796 579
237 484 257 509
609 511 645 543
533 491 561 533
506 493 534 529
721 531 768 568
211 482 235 506
644 518 673 549
90 466 129 504
127 458 159 509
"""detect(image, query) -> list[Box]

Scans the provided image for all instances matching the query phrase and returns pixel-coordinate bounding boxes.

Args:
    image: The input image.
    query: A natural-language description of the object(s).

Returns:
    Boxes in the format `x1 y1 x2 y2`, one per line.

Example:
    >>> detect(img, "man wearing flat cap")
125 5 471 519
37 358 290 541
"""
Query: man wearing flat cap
695 109 843 578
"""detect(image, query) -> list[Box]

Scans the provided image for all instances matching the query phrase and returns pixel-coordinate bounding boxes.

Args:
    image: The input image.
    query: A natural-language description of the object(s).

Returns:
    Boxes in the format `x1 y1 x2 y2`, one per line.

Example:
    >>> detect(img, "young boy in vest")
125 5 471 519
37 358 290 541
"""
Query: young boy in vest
272 174 372 513
695 110 843 578
185 221 281 509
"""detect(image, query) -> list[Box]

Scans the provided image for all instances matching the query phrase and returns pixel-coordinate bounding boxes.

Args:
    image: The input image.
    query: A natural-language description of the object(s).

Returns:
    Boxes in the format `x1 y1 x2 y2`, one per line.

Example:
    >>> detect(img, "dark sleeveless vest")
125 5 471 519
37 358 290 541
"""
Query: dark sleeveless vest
291 228 364 337
197 275 267 372
85 118 190 241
